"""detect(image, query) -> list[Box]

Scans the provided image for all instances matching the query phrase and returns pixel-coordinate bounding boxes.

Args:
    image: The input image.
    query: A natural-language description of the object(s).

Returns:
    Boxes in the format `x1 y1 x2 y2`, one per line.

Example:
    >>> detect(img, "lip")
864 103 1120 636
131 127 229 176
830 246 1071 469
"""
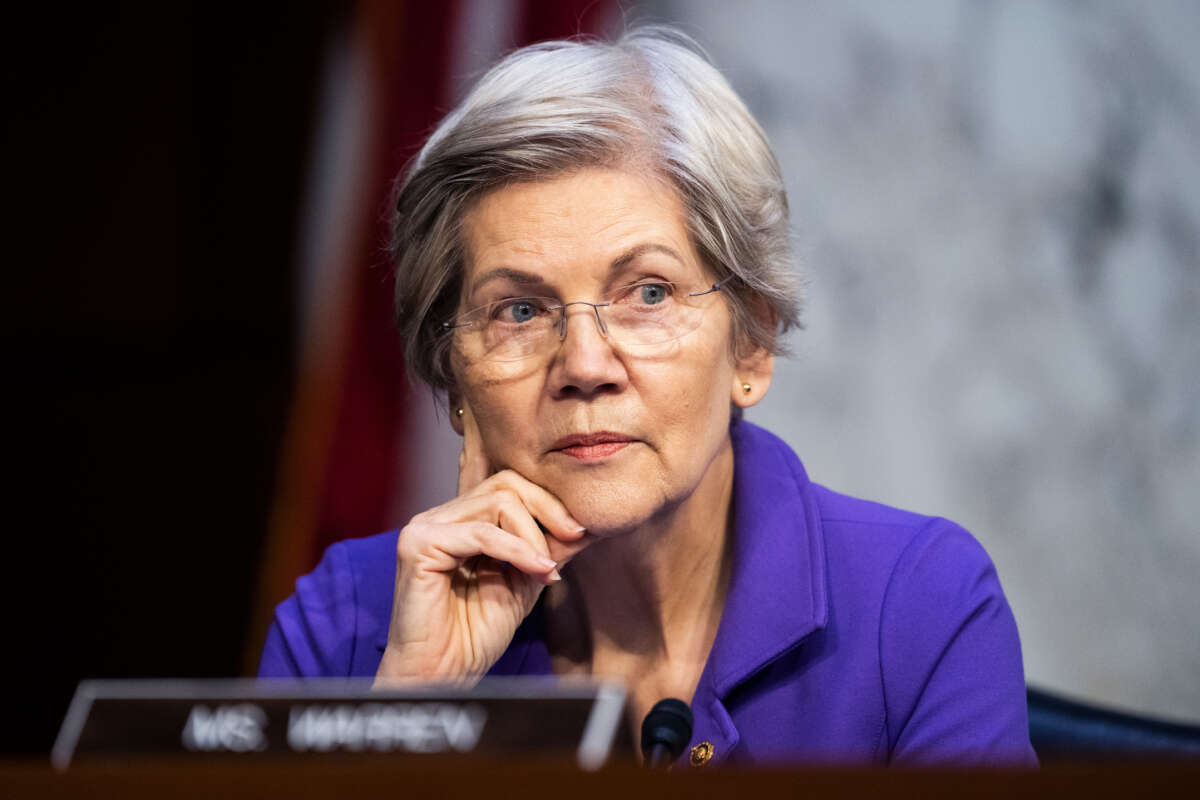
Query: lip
550 432 636 462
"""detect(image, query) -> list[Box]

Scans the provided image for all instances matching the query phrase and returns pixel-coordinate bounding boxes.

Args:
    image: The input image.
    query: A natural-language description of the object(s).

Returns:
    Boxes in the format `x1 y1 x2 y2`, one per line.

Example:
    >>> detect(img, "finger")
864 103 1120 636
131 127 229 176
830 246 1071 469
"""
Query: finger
492 494 579 585
418 522 558 579
456 401 492 496
546 531 594 568
423 490 562 580
494 493 553 561
463 523 561 584
488 471 586 541
448 491 561 583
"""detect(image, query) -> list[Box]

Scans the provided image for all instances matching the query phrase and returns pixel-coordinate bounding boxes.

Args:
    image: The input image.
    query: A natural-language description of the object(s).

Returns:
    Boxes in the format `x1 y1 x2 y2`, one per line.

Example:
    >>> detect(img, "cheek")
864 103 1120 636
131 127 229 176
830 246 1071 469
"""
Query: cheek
459 375 541 468
640 342 735 449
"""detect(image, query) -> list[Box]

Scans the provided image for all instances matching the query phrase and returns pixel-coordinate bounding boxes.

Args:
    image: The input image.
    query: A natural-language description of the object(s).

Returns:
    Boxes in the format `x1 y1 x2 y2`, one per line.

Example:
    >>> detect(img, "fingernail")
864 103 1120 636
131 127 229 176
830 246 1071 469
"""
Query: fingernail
548 569 562 582
538 556 557 571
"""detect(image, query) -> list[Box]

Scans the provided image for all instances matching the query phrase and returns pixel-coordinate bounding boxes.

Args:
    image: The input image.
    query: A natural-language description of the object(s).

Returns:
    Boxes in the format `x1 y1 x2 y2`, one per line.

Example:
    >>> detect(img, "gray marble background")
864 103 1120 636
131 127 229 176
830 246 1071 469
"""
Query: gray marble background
403 0 1199 723
633 0 1199 722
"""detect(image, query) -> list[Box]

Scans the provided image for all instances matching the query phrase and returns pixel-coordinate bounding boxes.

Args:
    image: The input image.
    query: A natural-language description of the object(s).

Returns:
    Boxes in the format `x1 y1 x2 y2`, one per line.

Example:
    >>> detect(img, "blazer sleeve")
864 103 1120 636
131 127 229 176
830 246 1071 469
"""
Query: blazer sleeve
879 519 1038 766
258 540 360 678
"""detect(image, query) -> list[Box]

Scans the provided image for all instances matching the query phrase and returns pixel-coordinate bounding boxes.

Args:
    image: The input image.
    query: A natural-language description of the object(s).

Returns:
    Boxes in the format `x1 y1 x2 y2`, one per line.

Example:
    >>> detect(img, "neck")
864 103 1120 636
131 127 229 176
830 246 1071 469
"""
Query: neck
546 436 735 677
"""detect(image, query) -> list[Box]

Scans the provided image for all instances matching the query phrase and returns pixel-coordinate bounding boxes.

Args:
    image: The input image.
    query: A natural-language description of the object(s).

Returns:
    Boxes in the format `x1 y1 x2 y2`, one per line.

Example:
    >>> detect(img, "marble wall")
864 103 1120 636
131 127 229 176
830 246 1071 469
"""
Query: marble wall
635 0 1200 721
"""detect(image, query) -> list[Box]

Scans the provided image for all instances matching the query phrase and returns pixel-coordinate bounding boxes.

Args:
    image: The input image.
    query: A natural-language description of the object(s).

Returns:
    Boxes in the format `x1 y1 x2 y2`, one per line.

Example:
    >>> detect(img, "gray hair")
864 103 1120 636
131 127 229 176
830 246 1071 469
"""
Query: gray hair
391 26 802 394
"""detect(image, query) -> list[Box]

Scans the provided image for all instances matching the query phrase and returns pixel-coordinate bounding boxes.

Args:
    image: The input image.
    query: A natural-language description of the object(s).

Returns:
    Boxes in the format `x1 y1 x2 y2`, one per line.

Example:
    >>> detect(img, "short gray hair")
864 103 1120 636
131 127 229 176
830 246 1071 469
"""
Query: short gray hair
391 26 802 394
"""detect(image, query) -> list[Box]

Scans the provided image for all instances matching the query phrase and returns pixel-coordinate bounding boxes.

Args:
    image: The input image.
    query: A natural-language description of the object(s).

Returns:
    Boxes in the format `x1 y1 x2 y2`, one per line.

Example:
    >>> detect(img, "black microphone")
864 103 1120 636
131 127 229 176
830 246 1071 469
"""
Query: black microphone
640 698 693 768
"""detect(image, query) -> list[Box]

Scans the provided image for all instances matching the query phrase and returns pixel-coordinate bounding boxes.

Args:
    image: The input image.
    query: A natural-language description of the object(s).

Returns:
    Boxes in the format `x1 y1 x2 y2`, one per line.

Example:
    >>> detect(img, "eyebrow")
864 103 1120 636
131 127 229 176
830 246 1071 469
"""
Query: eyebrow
609 243 686 273
468 267 547 296
469 243 687 296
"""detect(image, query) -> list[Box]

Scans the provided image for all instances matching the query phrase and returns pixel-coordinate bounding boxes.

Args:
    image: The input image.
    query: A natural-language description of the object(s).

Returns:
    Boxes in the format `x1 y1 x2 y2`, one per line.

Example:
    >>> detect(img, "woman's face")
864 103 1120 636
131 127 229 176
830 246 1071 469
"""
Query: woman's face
452 168 769 534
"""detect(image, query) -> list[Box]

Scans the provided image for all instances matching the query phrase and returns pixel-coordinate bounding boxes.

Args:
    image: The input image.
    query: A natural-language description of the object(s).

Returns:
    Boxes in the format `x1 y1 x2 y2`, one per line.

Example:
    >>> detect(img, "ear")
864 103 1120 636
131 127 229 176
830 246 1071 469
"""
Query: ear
731 346 774 409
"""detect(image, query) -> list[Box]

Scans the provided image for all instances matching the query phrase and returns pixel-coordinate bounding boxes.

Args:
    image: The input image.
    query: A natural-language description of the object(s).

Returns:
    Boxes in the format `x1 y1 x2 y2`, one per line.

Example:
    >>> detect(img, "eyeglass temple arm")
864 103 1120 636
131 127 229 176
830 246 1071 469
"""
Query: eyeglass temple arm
688 274 735 297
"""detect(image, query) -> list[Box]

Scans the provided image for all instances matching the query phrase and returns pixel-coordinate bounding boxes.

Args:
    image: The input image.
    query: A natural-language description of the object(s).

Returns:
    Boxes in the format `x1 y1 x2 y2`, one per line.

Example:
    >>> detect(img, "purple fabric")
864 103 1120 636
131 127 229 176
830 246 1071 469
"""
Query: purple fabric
259 420 1037 767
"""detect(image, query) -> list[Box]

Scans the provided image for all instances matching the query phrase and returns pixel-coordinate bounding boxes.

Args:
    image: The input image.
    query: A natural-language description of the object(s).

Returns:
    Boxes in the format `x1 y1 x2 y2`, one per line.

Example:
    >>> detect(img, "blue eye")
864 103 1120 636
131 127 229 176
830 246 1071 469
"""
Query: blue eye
638 283 668 305
504 300 539 323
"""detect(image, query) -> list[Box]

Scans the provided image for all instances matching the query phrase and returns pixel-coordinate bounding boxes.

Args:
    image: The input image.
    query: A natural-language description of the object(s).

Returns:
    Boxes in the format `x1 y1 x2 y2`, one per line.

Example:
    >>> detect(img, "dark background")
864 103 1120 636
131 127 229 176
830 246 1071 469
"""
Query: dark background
5 4 338 755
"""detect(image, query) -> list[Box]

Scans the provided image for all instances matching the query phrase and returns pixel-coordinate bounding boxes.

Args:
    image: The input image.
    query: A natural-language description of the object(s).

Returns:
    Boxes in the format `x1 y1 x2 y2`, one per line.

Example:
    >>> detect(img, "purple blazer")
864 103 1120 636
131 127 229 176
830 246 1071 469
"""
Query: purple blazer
260 420 1037 767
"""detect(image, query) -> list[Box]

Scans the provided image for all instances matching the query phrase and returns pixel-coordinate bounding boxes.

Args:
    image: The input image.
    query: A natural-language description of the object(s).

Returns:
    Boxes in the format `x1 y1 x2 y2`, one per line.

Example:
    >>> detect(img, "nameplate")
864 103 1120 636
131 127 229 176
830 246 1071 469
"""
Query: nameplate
52 678 628 771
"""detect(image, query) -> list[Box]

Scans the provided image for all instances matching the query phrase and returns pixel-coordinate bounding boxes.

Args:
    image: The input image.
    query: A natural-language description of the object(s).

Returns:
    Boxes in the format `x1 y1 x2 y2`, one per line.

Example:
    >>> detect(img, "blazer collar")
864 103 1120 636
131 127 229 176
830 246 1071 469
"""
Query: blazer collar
705 419 829 696
682 420 829 766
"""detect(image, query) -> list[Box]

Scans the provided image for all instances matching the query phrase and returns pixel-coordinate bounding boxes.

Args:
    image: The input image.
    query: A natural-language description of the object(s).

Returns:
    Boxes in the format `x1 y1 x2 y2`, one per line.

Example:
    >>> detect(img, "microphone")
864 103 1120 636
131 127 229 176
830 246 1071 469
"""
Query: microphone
640 698 693 768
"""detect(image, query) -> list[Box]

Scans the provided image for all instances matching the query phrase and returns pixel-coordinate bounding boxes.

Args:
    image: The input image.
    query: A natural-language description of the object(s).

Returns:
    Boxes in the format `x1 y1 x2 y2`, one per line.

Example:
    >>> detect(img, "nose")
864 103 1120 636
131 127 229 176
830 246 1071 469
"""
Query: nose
548 304 627 399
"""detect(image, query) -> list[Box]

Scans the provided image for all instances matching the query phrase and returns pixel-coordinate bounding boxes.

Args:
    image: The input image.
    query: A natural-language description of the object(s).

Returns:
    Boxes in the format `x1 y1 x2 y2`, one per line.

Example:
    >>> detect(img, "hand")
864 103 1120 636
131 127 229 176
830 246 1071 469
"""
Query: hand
374 403 590 686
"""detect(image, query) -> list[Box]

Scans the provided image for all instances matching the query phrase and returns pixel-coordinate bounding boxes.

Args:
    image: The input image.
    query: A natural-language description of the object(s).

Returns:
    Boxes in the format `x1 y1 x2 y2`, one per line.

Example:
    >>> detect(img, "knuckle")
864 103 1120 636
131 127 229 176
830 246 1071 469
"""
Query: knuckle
396 523 430 558
468 521 499 542
409 507 439 527
494 490 527 517
490 469 525 490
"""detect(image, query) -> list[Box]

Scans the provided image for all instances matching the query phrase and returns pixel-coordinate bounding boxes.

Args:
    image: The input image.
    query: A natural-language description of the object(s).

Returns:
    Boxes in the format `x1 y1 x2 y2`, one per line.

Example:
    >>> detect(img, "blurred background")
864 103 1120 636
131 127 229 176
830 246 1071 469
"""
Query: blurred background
7 0 1197 757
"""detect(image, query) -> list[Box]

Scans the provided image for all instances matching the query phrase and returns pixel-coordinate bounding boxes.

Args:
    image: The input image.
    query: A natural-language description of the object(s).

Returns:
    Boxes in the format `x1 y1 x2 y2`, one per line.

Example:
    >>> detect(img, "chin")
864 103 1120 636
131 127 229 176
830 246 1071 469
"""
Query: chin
547 476 665 537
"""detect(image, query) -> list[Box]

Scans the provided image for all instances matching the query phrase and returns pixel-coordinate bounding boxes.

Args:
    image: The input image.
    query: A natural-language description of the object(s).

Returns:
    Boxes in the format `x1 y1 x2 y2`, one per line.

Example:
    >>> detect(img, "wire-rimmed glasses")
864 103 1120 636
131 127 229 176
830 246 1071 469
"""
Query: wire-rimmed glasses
444 276 733 364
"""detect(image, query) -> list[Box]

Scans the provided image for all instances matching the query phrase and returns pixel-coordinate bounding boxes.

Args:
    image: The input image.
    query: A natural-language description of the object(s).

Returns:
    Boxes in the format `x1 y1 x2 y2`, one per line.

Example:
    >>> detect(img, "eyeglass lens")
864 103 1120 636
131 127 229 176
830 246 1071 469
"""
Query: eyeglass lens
454 281 723 363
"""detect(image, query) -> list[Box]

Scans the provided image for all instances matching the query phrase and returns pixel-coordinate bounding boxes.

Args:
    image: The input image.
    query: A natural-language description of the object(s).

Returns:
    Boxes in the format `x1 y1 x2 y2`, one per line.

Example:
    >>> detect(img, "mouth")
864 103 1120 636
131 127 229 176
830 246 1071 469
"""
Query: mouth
550 432 636 462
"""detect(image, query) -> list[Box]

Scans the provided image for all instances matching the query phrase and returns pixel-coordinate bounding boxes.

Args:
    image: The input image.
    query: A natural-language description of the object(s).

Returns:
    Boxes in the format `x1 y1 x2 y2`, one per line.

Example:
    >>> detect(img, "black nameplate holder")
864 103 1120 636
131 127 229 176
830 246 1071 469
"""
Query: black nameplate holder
52 678 629 771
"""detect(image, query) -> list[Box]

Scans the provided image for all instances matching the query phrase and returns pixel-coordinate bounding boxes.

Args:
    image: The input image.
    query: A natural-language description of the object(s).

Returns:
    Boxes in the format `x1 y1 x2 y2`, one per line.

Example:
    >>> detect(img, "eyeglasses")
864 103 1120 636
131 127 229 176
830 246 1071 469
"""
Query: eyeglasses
444 276 732 363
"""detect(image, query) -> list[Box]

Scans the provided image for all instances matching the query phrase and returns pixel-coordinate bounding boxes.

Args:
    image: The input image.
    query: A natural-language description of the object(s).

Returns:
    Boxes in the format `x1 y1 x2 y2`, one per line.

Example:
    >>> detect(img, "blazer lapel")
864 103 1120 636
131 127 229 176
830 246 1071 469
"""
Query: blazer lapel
680 420 829 767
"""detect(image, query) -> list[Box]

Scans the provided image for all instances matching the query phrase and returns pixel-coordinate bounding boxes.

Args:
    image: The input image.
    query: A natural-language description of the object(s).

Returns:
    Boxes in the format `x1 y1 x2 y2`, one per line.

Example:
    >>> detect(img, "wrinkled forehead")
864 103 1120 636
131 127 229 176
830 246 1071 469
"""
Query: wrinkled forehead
458 168 711 300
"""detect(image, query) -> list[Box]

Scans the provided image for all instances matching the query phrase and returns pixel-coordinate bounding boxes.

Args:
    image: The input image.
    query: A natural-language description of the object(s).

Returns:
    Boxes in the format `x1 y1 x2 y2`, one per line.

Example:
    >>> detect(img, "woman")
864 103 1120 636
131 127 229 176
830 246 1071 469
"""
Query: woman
260 27 1036 767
